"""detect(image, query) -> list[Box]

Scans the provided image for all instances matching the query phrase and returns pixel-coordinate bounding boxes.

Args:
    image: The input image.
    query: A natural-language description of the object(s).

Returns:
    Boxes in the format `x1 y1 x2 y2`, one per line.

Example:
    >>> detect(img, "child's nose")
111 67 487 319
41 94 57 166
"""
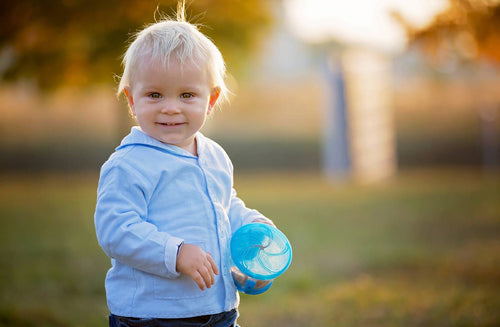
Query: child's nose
160 100 181 114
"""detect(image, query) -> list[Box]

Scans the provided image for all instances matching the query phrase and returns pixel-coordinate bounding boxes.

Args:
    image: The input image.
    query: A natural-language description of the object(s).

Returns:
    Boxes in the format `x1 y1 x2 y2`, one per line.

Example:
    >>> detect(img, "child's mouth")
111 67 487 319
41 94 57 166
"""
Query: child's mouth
158 122 184 126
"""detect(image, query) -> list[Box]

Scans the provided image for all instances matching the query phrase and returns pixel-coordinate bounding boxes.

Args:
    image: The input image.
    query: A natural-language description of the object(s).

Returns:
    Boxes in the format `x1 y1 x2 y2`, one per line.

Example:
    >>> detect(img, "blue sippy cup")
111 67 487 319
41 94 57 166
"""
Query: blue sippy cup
230 223 292 295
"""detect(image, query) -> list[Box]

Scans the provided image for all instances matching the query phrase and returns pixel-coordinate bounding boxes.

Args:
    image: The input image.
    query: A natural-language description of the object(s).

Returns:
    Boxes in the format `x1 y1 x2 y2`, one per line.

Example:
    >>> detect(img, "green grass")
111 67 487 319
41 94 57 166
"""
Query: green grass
0 169 499 326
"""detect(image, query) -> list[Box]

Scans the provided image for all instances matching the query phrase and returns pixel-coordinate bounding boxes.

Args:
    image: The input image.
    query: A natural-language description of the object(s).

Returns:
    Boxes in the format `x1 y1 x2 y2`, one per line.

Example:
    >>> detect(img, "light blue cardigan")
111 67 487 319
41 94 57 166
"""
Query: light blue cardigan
95 127 271 318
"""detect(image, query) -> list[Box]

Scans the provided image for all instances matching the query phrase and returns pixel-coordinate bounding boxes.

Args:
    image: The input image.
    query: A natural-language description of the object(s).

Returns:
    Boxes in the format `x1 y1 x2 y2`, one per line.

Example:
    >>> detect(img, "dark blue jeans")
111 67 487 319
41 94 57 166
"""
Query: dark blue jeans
109 309 239 327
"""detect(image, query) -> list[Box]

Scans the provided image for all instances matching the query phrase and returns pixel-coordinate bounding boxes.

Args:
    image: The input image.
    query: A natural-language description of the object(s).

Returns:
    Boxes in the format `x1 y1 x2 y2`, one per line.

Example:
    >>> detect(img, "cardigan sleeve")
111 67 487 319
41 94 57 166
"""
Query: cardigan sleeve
94 163 184 279
227 188 274 233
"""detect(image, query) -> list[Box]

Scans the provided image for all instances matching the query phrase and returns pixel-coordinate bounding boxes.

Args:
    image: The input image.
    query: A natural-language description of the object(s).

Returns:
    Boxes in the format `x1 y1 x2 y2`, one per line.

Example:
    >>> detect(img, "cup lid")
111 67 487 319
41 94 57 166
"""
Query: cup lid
230 223 292 280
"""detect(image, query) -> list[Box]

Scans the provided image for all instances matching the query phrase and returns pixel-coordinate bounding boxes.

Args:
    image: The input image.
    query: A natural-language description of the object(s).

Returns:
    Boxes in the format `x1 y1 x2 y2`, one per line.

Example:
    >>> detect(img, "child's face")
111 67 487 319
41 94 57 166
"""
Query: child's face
125 56 220 155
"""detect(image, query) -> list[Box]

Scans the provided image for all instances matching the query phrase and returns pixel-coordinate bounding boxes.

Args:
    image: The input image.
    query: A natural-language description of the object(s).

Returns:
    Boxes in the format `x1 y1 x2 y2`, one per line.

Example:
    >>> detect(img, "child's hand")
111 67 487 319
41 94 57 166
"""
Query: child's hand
176 243 219 290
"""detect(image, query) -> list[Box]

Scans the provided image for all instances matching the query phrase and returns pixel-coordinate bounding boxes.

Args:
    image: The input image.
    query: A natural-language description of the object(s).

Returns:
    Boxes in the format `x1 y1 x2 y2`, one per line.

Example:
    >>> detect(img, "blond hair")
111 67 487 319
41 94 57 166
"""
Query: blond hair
117 4 228 103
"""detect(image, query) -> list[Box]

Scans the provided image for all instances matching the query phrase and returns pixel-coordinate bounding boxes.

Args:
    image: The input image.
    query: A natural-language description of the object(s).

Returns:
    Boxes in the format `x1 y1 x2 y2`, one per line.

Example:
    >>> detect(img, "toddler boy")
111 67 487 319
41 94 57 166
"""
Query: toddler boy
94 6 273 327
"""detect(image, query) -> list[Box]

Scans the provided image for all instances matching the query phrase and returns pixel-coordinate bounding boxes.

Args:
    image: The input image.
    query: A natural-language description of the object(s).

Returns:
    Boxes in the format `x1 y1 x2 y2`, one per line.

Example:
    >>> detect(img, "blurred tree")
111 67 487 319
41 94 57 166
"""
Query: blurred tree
394 0 500 65
0 0 273 90
394 0 500 171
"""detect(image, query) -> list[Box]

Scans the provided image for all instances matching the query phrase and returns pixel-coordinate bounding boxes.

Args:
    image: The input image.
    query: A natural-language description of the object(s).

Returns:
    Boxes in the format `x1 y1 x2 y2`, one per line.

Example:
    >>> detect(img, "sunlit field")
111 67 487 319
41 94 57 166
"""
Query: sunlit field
0 169 499 326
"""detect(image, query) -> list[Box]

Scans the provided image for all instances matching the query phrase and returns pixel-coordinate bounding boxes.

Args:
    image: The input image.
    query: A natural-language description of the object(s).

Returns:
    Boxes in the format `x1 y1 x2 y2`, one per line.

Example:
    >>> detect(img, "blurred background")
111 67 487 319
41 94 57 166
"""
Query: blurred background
0 0 499 326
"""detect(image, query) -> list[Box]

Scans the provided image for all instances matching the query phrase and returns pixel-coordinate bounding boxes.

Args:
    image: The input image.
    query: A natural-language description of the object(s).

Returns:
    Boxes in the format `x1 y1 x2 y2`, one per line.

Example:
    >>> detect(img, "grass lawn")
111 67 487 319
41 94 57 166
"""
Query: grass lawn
0 169 499 326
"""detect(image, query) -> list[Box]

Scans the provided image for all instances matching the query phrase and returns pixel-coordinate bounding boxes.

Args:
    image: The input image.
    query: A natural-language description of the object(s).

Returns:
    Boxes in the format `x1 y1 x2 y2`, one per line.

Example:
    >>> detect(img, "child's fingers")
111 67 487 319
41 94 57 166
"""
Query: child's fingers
197 262 212 288
198 261 214 289
192 271 206 290
207 253 219 275
176 244 219 290
203 262 215 286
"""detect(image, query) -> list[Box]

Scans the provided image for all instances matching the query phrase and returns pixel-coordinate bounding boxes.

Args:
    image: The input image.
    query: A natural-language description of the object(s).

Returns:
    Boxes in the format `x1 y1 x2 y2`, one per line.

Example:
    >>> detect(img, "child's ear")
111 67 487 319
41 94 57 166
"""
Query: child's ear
207 87 221 114
124 88 135 115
